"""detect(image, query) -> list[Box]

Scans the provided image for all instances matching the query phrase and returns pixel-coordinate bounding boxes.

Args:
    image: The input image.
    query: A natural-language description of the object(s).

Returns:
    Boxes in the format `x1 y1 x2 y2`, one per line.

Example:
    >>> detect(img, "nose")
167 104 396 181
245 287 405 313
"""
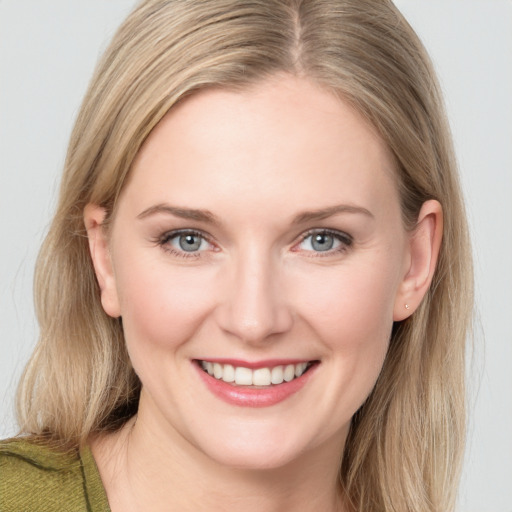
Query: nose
215 249 293 345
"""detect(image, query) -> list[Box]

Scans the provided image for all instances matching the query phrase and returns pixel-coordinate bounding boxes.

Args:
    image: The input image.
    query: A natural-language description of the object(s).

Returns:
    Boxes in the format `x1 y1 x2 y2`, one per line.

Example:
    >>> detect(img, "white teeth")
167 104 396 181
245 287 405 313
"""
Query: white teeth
222 364 235 383
252 368 271 386
295 362 308 377
213 363 223 379
234 367 253 385
200 361 311 386
271 365 284 384
283 364 295 382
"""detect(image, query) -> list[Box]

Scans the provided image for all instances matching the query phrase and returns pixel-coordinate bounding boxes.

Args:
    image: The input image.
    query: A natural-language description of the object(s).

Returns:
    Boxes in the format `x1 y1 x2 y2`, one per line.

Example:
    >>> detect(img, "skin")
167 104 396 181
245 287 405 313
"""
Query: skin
85 74 442 512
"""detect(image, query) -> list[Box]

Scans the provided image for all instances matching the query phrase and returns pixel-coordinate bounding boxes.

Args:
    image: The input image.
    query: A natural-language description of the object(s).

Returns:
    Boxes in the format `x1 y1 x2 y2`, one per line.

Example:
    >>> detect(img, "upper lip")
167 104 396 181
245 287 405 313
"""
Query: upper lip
194 358 317 370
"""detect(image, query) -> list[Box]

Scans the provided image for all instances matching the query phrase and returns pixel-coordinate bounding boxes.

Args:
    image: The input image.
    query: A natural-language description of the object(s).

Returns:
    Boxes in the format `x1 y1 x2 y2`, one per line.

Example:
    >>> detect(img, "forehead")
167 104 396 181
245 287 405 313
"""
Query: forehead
123 75 399 222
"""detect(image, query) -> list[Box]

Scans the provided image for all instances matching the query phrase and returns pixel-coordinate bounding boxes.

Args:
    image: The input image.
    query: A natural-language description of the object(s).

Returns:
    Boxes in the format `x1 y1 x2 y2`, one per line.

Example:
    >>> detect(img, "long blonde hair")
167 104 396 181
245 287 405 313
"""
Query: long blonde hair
17 1 473 510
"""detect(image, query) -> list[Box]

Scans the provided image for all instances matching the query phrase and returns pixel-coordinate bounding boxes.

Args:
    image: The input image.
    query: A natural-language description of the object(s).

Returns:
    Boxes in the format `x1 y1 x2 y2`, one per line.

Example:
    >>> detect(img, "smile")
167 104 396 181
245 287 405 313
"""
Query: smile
199 360 312 386
194 359 319 407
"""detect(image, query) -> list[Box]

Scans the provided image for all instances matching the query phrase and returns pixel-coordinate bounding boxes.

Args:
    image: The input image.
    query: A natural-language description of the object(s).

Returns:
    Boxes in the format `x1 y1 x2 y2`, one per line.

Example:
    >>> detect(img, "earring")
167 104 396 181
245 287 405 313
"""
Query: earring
405 304 410 310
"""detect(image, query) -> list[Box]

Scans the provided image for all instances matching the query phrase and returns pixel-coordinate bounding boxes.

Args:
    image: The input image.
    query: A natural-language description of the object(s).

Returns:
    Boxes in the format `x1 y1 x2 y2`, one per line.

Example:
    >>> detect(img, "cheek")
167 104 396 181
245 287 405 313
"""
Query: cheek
290 258 399 402
294 257 399 343
113 253 217 354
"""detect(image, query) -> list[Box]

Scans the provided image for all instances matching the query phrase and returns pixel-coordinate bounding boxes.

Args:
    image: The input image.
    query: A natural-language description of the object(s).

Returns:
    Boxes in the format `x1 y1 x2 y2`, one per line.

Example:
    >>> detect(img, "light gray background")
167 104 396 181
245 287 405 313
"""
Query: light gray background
1 1 511 510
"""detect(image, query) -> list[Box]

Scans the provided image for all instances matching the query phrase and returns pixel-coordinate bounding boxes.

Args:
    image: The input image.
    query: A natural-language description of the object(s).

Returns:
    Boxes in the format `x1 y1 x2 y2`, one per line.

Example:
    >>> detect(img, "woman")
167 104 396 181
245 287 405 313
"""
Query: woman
0 1 473 511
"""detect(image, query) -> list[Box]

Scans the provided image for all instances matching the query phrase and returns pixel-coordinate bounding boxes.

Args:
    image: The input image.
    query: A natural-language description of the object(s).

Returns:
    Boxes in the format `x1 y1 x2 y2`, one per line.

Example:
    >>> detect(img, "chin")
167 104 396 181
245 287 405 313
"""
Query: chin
203 443 302 471
188 420 328 472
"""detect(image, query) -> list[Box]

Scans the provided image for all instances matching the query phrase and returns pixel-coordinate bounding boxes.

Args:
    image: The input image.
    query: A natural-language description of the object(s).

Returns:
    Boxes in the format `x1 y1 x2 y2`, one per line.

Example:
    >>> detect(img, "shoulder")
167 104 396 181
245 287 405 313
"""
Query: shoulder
0 437 108 512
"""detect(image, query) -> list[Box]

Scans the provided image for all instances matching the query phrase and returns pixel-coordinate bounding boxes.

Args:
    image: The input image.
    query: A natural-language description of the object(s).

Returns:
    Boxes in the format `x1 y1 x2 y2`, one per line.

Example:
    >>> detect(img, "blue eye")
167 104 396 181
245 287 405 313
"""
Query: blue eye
298 230 351 253
160 230 210 255
310 233 336 251
175 233 204 252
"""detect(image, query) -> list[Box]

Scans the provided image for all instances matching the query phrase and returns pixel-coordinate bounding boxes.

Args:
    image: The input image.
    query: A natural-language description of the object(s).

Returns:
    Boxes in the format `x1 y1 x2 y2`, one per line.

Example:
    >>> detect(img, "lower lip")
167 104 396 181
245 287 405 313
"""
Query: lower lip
194 362 318 407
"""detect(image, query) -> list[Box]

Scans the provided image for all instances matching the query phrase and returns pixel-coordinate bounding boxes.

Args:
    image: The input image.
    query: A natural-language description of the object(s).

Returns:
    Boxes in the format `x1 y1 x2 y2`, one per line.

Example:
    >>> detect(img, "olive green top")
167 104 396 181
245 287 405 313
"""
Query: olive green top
0 438 110 512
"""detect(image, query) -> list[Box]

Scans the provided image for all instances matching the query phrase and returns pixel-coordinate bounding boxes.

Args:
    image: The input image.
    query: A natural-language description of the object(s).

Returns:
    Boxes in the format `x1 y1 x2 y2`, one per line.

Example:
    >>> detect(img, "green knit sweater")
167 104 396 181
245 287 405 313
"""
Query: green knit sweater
0 438 110 512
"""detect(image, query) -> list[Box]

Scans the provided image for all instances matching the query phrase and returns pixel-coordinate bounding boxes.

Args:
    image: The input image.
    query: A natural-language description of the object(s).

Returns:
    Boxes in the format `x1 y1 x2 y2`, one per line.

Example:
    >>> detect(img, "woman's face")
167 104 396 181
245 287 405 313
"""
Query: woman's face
91 75 413 469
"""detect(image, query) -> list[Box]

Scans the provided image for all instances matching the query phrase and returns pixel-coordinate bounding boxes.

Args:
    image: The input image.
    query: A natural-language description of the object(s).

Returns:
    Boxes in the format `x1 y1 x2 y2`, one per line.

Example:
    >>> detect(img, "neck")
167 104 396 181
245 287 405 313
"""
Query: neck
92 408 348 512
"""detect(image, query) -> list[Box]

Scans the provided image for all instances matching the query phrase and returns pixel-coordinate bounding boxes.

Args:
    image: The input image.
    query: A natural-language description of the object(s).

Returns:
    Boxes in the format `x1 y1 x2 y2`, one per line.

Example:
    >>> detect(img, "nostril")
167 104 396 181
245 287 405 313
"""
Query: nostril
215 302 293 344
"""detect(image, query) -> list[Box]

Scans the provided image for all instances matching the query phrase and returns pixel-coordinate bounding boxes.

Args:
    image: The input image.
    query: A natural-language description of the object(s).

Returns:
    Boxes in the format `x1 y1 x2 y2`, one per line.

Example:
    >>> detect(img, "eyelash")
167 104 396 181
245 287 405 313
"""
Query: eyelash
156 229 213 259
295 229 353 257
155 228 353 258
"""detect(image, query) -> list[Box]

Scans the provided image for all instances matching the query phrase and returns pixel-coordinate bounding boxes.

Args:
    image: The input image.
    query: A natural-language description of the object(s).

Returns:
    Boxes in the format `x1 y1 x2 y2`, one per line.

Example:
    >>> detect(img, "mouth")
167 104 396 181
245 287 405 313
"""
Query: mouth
196 359 316 387
193 358 319 406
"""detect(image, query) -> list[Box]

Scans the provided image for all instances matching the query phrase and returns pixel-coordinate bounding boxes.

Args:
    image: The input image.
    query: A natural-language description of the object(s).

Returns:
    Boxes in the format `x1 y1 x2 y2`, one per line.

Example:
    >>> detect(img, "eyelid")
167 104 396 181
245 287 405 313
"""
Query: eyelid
300 228 352 243
154 227 352 258
159 228 208 241
293 228 353 254
156 228 217 257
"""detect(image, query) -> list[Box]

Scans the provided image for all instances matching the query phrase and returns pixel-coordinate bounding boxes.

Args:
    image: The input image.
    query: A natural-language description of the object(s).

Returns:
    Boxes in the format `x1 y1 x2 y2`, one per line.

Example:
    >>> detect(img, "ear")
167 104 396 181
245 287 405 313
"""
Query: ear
393 200 443 321
83 204 121 318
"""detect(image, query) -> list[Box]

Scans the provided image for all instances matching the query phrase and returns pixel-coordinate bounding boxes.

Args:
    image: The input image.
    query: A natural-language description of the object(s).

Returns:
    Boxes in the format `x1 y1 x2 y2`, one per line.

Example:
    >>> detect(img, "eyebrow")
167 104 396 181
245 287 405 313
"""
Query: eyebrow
137 202 373 225
137 204 220 224
291 204 374 225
